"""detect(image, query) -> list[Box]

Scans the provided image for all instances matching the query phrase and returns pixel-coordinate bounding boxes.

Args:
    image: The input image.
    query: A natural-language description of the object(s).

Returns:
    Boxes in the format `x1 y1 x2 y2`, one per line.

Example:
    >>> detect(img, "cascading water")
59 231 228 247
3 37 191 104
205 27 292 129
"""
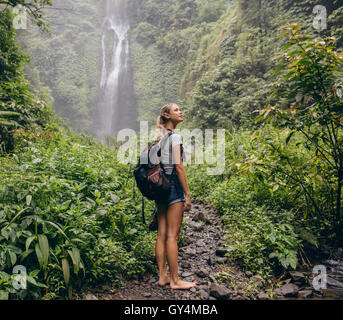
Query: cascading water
95 0 138 143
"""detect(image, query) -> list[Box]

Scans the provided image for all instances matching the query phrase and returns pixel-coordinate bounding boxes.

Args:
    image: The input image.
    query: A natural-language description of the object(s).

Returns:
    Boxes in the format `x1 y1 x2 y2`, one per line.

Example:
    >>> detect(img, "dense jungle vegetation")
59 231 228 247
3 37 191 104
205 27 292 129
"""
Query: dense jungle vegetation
0 0 342 299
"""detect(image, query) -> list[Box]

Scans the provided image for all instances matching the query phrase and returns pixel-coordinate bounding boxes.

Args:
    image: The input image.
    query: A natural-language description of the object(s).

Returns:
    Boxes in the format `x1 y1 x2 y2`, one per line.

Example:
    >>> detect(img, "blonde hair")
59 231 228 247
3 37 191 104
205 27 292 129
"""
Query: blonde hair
153 103 176 143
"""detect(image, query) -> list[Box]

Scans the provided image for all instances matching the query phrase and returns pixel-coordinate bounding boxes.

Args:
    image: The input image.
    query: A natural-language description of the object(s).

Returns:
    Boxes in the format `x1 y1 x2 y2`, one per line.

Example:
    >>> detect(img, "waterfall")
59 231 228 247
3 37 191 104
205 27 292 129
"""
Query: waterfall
95 0 138 143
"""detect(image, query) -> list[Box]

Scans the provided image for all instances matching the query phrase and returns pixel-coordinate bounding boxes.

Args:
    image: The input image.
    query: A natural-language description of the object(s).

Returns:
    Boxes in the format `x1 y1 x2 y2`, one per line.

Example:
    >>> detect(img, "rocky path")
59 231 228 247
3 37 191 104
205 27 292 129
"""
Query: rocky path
81 198 265 300
80 198 343 300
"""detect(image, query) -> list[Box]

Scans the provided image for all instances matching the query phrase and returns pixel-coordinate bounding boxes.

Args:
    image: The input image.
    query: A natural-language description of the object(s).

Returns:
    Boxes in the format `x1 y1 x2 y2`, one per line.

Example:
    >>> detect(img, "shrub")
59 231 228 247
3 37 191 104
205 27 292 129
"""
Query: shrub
0 130 151 299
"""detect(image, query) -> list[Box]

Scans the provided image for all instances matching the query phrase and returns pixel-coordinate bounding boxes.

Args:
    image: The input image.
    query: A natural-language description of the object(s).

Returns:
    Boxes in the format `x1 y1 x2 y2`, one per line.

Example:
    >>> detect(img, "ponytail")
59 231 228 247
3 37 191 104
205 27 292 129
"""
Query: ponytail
153 103 174 143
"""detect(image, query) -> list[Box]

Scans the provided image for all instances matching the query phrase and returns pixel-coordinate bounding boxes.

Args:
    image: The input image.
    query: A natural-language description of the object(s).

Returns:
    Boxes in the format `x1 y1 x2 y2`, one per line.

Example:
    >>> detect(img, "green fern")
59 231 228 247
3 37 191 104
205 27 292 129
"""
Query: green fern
298 230 318 248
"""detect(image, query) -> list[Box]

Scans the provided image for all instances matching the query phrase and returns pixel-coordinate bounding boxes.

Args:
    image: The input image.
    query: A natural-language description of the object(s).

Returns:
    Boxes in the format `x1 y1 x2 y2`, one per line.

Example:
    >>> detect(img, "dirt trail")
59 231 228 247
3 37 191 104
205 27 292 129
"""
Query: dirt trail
81 199 265 300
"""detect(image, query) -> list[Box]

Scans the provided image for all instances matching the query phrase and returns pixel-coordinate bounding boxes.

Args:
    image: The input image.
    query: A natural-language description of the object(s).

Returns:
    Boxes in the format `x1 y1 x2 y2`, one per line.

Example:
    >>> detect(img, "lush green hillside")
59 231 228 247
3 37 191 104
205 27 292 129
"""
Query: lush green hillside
14 0 103 135
128 0 343 130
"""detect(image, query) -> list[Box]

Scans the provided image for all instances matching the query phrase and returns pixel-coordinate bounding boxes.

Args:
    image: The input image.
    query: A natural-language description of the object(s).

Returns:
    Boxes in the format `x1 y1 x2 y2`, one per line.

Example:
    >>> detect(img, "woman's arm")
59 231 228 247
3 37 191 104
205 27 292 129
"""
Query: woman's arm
173 145 191 211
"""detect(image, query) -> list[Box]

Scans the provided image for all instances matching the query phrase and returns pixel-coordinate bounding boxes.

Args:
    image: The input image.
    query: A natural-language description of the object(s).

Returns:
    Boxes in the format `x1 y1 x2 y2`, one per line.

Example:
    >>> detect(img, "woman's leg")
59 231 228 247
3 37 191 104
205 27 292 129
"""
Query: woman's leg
166 201 196 290
155 202 169 286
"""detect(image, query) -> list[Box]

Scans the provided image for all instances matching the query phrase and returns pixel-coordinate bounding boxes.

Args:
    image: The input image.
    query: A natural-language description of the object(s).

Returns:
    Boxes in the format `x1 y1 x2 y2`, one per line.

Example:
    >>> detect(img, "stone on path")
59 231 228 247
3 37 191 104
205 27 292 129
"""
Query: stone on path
275 283 299 297
181 271 194 278
289 271 305 282
327 276 343 288
298 290 313 298
209 283 231 300
193 211 211 224
200 289 209 300
196 268 209 278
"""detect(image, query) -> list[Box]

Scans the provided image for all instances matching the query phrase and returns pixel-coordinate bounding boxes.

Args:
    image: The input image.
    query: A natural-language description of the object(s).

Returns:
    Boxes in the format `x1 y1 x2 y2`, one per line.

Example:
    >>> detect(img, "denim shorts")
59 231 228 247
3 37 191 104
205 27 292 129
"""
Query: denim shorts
155 173 185 207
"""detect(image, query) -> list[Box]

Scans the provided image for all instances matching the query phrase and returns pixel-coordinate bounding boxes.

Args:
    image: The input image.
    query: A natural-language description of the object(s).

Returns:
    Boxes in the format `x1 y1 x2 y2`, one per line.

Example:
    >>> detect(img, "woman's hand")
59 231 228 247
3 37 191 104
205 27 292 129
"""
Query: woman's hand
184 195 191 212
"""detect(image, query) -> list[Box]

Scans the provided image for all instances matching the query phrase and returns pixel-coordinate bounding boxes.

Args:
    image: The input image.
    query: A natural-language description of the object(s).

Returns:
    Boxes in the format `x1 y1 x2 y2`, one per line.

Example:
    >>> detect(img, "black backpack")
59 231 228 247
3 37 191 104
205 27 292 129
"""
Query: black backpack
134 132 175 200
133 131 178 223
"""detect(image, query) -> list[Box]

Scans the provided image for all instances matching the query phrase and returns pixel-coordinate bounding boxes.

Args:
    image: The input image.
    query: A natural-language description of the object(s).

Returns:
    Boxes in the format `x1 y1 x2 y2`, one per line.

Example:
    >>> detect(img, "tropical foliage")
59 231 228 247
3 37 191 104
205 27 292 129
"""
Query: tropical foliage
0 127 156 299
0 0 343 299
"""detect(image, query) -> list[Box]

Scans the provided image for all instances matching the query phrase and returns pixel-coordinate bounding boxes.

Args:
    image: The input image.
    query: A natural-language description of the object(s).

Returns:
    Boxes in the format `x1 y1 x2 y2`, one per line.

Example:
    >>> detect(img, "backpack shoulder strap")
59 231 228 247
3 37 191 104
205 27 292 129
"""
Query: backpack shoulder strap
157 131 173 157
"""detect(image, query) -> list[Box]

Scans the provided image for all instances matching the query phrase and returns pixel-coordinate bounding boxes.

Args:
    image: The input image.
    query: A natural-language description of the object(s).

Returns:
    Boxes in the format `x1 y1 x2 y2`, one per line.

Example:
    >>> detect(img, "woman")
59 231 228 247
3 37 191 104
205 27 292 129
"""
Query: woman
153 103 196 290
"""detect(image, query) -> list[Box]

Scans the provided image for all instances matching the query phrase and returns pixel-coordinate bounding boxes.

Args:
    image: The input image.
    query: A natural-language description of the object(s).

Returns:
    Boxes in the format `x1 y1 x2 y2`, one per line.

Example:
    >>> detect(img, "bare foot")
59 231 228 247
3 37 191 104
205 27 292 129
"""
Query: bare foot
170 280 197 290
158 276 170 286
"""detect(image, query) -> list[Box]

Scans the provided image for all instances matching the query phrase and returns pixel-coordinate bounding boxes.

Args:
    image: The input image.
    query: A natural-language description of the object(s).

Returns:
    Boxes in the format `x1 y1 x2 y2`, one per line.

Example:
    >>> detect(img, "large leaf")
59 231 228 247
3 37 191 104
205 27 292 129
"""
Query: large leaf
38 235 49 269
26 276 47 288
7 250 17 266
5 208 28 228
35 244 43 269
45 221 69 240
68 248 80 275
25 235 36 252
62 258 70 286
